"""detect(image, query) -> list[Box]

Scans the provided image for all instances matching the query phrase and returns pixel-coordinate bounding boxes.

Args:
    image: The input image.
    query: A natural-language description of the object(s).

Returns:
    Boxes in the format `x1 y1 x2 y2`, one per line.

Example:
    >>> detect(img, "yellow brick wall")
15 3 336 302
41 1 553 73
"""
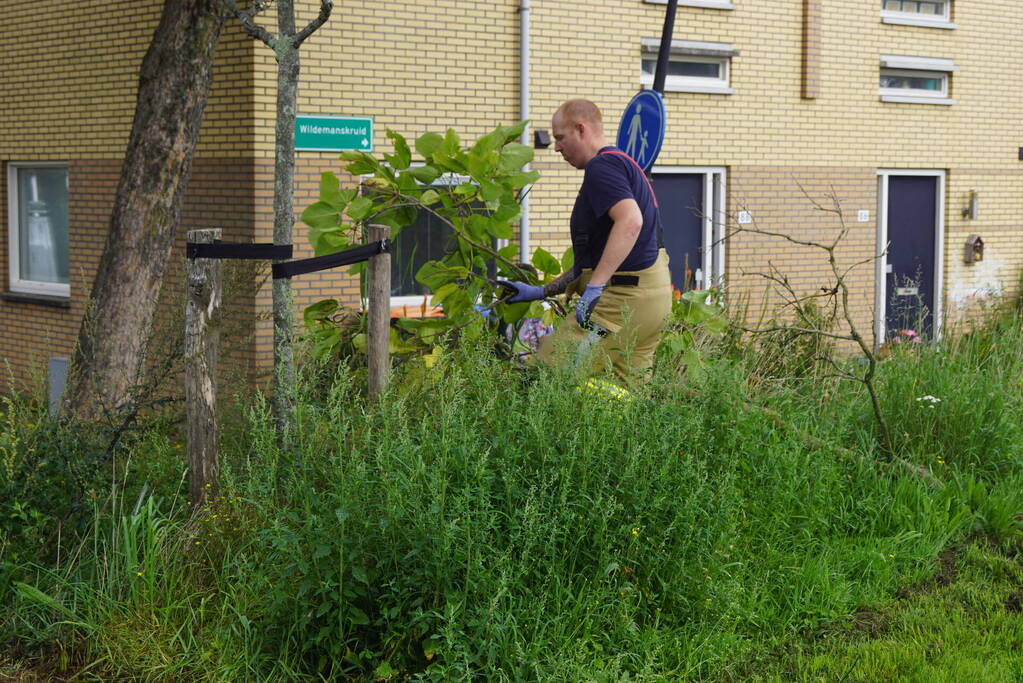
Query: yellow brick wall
268 0 1023 344
0 0 260 384
5 0 1023 384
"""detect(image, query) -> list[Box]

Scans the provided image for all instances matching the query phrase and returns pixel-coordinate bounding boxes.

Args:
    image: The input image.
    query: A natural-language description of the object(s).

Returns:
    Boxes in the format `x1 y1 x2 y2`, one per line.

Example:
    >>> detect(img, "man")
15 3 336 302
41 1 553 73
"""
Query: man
500 98 672 383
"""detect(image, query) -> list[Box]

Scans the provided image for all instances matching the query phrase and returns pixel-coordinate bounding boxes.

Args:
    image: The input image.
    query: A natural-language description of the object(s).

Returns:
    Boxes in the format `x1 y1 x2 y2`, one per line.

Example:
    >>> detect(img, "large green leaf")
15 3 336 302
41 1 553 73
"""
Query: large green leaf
560 247 575 272
500 119 528 144
304 299 339 326
531 247 561 277
396 170 419 193
397 316 448 334
415 132 444 159
498 244 519 262
384 129 412 170
492 196 521 223
408 165 441 185
301 201 341 230
440 288 473 317
415 260 450 291
466 214 490 241
499 300 531 323
319 172 344 207
479 180 502 210
430 282 460 307
499 143 534 172
441 128 461 156
488 216 514 240
471 127 506 156
340 150 380 176
346 196 376 222
389 327 422 354
309 325 342 361
309 226 350 256
467 150 497 181
508 170 540 189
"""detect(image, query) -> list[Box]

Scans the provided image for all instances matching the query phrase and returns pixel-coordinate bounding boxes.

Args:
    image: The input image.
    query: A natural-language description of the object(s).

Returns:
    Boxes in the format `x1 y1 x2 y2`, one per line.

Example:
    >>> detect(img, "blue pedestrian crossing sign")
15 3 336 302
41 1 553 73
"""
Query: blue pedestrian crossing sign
615 89 666 171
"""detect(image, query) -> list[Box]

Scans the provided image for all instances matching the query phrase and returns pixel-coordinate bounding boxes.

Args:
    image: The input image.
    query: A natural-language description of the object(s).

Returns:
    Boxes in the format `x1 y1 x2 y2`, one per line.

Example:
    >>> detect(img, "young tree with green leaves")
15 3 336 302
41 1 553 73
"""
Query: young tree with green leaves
300 122 571 362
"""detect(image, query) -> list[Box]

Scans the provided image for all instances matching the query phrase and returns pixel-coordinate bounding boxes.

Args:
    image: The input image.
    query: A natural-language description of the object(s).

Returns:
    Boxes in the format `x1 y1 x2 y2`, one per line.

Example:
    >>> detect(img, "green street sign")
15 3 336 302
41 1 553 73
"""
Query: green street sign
295 115 373 152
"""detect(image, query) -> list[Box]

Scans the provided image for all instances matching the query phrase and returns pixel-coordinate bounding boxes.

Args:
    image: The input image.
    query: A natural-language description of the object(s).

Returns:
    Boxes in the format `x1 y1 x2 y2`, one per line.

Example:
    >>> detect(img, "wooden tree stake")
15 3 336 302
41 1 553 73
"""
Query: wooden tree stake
367 224 391 401
185 229 221 507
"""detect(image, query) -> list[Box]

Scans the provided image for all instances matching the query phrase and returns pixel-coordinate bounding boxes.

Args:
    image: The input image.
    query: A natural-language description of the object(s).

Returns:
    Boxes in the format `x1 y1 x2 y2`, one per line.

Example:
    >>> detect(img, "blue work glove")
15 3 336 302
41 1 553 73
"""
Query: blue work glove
496 280 544 303
576 283 606 330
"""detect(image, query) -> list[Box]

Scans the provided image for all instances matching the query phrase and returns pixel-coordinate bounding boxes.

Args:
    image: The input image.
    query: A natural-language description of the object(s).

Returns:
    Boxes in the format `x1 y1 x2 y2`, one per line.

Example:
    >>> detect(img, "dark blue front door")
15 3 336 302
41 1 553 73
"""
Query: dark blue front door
885 175 937 338
653 173 703 291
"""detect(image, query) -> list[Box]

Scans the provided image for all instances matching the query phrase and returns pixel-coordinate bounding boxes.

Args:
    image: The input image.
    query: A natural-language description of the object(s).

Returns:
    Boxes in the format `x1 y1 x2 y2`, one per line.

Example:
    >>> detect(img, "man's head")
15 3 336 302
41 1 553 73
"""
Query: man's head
552 99 607 169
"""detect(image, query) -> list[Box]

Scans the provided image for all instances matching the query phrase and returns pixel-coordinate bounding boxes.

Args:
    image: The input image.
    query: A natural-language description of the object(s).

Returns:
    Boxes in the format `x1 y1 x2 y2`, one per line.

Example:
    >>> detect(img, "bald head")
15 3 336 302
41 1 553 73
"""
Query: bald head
552 98 609 168
554 99 604 135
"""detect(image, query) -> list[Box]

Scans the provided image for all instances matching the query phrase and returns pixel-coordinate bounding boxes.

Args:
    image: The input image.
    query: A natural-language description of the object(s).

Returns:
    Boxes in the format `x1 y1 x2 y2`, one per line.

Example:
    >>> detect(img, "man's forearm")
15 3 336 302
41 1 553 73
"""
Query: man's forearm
543 264 580 297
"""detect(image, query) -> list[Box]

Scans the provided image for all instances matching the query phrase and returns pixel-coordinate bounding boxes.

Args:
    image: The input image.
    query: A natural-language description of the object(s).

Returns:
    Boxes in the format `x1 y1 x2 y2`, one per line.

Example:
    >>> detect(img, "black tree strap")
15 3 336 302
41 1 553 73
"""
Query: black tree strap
186 240 293 261
271 239 390 280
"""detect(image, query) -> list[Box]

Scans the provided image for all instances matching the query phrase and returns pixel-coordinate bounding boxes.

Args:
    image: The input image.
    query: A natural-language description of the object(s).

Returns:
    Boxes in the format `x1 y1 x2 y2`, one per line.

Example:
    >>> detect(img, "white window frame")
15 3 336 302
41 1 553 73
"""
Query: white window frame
879 56 957 105
875 169 946 345
650 166 727 291
640 39 737 95
7 161 70 298
881 0 956 29
643 0 735 10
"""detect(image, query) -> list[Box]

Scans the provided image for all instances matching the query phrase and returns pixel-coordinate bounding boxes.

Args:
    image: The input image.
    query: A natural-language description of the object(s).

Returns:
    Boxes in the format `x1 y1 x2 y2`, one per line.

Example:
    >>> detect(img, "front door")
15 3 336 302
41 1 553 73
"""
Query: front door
880 173 941 340
653 173 703 291
652 169 725 292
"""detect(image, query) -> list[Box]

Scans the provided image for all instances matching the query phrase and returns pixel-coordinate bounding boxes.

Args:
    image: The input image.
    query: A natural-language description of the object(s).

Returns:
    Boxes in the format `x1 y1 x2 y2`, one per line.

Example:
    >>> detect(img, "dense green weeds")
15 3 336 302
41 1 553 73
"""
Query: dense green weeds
2 312 1023 680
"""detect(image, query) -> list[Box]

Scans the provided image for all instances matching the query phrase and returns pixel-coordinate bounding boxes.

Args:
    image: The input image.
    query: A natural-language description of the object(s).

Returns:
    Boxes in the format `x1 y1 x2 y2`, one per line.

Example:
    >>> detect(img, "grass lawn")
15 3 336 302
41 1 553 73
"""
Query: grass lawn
2 310 1022 680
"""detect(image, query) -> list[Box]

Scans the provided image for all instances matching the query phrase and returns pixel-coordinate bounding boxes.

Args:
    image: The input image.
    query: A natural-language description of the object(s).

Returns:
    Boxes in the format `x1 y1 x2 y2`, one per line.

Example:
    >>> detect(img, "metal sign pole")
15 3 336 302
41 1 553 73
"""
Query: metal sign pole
652 0 680 95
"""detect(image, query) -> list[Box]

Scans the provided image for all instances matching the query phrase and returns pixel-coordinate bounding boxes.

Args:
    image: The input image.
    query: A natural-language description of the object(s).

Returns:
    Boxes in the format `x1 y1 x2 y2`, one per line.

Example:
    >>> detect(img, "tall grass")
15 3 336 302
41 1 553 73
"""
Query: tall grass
3 312 1023 680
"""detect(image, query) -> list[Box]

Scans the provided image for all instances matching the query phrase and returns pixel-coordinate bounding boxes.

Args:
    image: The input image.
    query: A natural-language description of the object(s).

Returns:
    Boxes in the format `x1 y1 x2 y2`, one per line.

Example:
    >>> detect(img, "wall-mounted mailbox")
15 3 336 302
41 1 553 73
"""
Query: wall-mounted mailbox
964 234 984 263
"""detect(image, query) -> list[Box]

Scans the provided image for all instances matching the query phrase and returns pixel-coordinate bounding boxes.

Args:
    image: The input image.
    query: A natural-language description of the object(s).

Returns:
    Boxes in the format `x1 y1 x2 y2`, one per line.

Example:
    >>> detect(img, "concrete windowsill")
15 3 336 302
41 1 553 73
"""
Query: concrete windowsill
881 15 958 30
880 95 955 106
2 291 71 308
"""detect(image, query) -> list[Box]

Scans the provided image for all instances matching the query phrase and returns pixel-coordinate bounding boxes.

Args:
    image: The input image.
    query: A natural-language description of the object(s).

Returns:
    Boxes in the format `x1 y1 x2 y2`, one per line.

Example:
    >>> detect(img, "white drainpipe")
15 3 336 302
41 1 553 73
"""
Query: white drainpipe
518 0 531 264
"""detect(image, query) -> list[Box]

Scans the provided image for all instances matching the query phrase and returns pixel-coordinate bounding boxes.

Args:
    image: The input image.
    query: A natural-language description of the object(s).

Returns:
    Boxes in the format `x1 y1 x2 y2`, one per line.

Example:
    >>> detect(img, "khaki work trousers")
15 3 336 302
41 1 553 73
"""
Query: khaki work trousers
536 250 672 384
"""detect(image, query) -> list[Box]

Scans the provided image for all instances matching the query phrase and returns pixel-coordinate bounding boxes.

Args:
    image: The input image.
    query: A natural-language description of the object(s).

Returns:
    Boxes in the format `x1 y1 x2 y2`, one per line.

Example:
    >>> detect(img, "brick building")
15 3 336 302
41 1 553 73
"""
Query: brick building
2 0 1020 387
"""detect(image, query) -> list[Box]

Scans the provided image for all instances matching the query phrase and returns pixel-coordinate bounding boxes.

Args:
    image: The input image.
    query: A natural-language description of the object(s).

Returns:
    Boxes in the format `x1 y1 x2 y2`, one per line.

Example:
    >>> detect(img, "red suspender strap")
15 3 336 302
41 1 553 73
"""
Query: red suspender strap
599 149 659 209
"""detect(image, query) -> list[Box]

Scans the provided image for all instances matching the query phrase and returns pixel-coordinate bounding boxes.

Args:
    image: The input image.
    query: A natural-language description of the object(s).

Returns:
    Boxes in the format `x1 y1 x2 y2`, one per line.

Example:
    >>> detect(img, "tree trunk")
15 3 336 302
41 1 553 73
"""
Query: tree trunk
63 0 225 421
271 2 300 450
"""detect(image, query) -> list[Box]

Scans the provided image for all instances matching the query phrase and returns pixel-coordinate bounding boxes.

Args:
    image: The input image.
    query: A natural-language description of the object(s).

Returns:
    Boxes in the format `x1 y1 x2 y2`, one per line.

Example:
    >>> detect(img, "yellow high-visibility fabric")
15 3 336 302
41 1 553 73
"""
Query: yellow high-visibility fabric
537 250 671 384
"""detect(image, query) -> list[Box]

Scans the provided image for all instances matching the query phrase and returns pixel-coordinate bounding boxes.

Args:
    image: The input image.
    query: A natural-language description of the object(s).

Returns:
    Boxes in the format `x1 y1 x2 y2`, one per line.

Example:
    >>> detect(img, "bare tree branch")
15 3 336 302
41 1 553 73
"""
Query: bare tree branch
739 325 854 342
295 0 333 46
726 188 896 457
223 0 276 48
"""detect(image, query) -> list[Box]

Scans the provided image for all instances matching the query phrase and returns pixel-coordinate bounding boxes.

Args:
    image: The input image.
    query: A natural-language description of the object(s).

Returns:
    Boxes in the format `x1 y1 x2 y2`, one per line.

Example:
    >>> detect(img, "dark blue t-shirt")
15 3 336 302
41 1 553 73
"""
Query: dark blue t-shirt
570 146 660 272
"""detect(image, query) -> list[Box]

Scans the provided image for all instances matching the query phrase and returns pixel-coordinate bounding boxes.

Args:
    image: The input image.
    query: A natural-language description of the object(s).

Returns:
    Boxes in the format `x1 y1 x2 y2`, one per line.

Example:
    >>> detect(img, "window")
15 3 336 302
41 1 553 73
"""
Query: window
388 173 494 310
640 39 737 94
7 163 70 297
390 205 455 299
879 56 957 105
881 0 956 29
